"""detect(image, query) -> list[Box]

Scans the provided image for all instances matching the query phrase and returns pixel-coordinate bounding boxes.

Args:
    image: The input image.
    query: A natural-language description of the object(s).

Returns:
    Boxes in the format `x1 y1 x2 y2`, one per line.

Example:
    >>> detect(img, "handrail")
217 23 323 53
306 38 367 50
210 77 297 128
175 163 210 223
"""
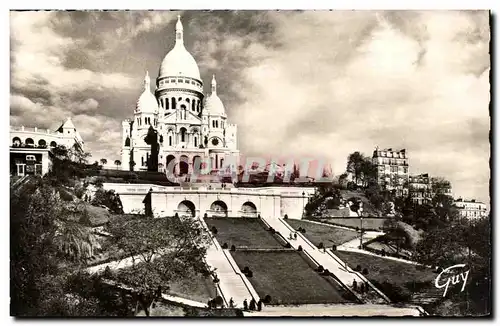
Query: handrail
326 249 391 303
222 249 260 303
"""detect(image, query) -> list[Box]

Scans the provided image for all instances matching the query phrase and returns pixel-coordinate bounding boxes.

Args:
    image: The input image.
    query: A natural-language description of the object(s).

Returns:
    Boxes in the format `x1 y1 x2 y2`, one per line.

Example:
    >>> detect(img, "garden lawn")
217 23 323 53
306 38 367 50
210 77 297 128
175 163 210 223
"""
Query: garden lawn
334 250 439 303
231 250 353 305
321 218 386 231
205 218 284 249
287 220 359 246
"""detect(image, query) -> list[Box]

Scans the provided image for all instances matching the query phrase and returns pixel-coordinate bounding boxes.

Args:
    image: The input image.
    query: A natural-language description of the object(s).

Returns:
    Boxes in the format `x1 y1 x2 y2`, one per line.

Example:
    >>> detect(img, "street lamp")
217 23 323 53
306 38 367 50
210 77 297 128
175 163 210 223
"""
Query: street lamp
359 209 364 249
302 191 305 218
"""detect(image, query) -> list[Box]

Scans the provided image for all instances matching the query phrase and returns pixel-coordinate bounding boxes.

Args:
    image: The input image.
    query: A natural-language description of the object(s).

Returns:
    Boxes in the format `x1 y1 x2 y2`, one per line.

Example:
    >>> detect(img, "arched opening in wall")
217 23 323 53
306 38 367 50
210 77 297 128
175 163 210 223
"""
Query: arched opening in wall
12 137 21 147
50 141 57 148
220 158 224 169
172 97 176 110
192 155 201 174
177 200 196 217
25 138 34 147
125 137 130 147
166 98 169 110
241 202 258 218
192 100 196 111
180 128 187 142
194 136 198 147
38 139 46 147
169 135 172 146
179 155 189 175
166 155 176 175
210 200 228 217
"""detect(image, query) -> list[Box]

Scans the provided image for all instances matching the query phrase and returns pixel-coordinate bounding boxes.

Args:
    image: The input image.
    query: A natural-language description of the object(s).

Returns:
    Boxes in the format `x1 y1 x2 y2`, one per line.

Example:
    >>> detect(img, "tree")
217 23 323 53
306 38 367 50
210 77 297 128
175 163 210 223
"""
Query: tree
107 216 211 316
11 179 103 316
346 152 366 186
346 151 378 187
114 160 121 170
100 158 108 166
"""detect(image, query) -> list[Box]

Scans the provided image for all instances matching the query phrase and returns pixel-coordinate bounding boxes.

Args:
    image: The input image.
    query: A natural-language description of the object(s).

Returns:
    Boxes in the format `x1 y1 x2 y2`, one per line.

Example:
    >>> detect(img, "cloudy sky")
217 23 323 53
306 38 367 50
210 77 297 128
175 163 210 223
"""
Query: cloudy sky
10 10 490 203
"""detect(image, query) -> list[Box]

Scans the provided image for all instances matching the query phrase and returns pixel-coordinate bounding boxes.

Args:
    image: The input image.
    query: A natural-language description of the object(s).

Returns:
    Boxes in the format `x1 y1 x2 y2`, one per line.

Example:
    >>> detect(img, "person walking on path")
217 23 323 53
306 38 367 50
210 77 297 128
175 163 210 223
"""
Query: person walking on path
294 233 297 240
229 297 234 308
243 299 248 310
257 299 263 311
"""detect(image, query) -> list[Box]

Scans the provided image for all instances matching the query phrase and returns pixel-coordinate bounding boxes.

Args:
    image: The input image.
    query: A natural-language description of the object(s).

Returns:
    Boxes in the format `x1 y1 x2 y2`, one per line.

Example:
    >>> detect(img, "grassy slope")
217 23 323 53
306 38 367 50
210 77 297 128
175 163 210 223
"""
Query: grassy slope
334 250 438 302
231 250 352 305
286 219 359 246
205 218 284 249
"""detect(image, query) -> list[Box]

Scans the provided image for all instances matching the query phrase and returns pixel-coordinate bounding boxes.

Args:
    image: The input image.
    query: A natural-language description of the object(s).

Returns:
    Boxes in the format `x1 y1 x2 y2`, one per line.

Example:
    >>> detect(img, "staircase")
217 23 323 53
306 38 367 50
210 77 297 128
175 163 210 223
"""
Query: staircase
198 216 258 308
261 216 390 304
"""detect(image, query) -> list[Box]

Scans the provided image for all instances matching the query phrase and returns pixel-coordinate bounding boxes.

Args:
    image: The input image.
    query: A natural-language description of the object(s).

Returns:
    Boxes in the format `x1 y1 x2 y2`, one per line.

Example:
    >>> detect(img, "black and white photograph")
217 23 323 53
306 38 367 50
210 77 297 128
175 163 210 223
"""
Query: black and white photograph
9 9 491 317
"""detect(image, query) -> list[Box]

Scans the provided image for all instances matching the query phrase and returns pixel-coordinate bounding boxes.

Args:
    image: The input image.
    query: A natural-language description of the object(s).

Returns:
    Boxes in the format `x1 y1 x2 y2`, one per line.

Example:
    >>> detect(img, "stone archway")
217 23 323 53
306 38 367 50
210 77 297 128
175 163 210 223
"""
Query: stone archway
179 155 189 175
166 155 176 175
177 200 196 217
241 201 258 217
210 200 228 217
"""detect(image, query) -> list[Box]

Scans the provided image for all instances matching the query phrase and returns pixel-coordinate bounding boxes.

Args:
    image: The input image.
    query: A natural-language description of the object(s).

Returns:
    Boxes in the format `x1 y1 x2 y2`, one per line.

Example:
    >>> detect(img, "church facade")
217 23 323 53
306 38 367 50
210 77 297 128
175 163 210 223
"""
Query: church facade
121 16 239 176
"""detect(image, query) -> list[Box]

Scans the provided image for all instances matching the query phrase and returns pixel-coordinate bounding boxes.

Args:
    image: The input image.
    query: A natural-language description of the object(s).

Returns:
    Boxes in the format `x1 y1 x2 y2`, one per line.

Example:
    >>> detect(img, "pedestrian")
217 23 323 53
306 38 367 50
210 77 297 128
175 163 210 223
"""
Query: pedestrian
249 298 256 311
352 279 357 291
360 282 365 293
229 297 234 308
365 282 370 293
243 299 248 310
257 299 263 311
294 233 297 240
289 232 293 240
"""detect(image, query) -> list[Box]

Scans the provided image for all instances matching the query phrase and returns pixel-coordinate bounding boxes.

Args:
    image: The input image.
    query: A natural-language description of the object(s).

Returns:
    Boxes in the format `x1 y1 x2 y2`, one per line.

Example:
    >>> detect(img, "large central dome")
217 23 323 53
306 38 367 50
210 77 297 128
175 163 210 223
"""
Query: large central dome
158 15 201 81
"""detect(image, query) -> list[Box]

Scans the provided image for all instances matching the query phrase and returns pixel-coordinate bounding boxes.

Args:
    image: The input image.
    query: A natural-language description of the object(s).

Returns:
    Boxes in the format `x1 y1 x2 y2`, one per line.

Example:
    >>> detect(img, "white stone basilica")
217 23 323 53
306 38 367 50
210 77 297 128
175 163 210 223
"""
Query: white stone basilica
121 16 239 175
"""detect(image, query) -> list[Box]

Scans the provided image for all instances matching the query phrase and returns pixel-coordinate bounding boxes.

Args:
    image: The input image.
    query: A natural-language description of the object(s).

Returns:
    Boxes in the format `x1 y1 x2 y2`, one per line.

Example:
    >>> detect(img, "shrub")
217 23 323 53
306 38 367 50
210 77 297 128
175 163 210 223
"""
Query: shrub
316 265 324 273
258 214 261 218
302 229 306 234
318 242 324 249
230 245 236 251
284 243 292 248
269 227 276 234
213 276 220 283
211 226 218 235
332 245 337 251
103 266 113 279
355 226 359 231
204 213 208 218
381 249 386 256
222 243 228 249
362 268 369 275
297 245 303 251
323 269 330 276
243 266 250 274
264 295 272 304
247 270 253 278
355 265 362 272
284 214 288 219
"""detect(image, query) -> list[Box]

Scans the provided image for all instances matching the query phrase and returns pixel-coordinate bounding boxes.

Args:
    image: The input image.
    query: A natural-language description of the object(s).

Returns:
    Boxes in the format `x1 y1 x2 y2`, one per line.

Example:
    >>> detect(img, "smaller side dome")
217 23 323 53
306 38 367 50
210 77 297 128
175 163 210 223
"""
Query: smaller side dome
204 75 226 116
136 71 158 114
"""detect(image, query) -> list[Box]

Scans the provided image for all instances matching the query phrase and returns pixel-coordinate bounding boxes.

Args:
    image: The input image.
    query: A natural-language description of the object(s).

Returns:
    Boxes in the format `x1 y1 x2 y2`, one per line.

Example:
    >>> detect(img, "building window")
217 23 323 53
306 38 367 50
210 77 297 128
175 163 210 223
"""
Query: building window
194 137 197 147
169 136 172 146
181 128 186 142
172 98 176 110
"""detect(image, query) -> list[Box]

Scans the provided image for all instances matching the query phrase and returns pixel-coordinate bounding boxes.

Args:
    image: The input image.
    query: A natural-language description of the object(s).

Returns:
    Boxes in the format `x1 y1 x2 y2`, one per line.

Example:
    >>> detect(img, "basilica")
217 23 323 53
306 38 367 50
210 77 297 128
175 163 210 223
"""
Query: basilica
121 16 239 176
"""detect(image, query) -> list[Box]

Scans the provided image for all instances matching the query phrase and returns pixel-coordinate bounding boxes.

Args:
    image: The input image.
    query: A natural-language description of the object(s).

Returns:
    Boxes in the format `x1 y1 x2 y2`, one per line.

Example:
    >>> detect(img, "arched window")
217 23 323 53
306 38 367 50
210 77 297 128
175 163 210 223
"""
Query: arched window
25 138 34 147
166 98 169 110
50 141 57 148
169 136 172 146
38 139 46 147
194 137 197 147
172 97 176 110
180 128 186 142
192 100 195 111
186 98 190 103
12 137 21 146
